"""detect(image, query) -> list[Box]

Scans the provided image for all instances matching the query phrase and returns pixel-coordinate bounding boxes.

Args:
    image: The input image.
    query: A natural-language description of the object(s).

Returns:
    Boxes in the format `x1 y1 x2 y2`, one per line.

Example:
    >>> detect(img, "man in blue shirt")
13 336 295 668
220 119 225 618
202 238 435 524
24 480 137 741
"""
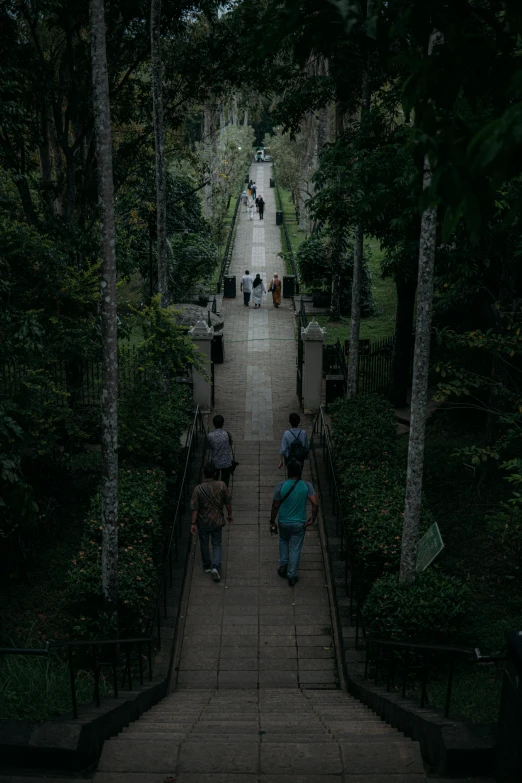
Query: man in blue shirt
270 459 318 587
278 412 309 470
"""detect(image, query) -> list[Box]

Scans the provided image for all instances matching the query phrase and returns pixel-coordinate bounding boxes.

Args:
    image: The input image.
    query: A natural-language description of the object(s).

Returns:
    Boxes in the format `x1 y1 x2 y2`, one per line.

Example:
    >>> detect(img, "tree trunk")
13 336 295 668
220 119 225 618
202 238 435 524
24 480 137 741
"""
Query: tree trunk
203 106 212 220
38 99 54 214
89 0 119 620
151 0 169 307
389 275 417 407
399 154 437 583
330 266 341 321
346 223 363 396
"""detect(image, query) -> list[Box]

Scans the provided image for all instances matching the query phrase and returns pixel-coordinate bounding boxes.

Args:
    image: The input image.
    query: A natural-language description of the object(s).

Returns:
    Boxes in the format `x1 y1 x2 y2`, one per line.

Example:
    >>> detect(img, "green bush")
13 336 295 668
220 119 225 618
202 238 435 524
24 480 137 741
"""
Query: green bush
343 462 432 580
363 569 469 643
0 648 107 720
119 384 189 467
67 466 167 637
331 394 397 470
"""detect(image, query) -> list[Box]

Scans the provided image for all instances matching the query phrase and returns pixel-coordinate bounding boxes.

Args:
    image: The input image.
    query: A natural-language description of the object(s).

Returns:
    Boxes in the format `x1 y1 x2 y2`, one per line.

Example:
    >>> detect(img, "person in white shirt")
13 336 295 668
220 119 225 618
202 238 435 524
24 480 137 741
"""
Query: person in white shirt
247 202 254 221
240 270 254 306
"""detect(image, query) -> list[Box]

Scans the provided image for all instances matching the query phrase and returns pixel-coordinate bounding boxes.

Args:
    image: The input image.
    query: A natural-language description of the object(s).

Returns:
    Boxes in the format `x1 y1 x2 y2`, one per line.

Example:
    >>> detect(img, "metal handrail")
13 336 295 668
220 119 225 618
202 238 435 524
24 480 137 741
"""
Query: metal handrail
0 406 208 718
272 165 300 292
310 403 509 720
217 185 243 294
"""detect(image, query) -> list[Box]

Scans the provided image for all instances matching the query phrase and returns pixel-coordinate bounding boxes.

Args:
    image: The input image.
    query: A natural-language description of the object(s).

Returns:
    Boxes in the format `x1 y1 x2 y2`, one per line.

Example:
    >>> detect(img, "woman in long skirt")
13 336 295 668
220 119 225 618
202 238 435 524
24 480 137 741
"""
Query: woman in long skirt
252 274 266 308
269 273 282 307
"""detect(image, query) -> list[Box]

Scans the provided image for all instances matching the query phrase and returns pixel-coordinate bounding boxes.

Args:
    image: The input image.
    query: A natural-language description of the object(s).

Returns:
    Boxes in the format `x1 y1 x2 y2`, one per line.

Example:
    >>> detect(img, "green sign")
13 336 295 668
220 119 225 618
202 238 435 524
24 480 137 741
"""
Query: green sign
416 522 444 572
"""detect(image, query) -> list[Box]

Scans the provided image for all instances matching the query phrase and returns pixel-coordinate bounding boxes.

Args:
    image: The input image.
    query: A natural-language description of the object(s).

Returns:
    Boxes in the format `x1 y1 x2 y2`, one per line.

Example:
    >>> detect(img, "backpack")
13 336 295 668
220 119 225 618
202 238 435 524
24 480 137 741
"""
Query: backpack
287 430 308 462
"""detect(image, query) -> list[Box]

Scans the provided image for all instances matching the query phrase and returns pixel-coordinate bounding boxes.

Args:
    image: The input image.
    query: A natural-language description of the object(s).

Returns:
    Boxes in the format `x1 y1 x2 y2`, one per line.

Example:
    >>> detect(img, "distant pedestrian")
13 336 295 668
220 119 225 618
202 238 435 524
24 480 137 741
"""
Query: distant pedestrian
240 269 254 306
207 414 234 486
270 458 318 587
255 196 260 213
241 191 248 211
252 274 266 308
258 196 265 220
268 273 281 307
248 202 254 221
191 461 233 582
251 182 257 199
278 412 309 470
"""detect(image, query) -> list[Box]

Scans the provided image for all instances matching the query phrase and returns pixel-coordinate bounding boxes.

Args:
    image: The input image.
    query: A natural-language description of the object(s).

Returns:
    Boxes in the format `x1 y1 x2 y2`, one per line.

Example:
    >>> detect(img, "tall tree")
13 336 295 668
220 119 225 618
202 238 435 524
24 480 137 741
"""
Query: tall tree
399 31 442 583
346 0 373 397
89 0 119 618
151 0 169 307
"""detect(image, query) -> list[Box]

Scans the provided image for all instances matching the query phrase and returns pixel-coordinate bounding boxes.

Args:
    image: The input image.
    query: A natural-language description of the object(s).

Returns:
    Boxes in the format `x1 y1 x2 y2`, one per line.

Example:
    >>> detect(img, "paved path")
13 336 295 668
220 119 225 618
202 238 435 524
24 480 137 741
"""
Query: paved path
93 163 426 781
177 162 336 690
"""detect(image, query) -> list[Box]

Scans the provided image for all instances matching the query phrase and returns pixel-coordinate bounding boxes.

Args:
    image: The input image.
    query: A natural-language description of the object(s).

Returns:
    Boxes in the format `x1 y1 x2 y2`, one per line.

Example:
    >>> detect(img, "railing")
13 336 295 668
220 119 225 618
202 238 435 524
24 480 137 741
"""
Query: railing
310 403 509 724
0 346 193 406
365 638 506 719
323 335 395 398
272 165 300 292
0 406 208 718
216 185 242 295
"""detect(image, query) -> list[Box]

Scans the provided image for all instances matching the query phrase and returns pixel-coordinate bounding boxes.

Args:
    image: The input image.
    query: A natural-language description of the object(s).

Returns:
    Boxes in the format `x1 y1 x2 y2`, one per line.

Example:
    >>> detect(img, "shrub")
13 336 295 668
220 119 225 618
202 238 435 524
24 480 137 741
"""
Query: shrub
330 394 397 470
67 466 167 637
119 384 189 467
364 569 469 644
344 461 433 577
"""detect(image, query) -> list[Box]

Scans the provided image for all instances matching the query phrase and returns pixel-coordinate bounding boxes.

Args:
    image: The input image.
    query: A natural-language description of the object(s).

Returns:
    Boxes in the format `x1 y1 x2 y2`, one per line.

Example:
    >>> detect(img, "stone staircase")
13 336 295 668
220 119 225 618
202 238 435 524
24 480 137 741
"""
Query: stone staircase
94 687 426 780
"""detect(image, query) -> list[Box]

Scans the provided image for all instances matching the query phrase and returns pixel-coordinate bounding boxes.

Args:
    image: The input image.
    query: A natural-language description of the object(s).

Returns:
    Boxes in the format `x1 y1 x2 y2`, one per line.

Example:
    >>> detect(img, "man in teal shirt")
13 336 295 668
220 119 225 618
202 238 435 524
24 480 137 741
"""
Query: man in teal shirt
270 459 318 586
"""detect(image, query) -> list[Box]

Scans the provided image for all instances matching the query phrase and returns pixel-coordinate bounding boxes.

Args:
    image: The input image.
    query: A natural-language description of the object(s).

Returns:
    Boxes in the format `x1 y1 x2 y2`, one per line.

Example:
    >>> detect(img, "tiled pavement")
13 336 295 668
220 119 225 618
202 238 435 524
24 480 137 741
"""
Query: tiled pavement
92 164 427 780
176 163 336 690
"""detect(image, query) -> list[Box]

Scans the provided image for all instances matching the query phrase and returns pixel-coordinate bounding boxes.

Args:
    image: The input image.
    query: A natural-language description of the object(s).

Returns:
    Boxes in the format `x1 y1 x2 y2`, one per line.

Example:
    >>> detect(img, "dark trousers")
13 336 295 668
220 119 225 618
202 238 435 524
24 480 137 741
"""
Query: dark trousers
243 291 251 306
214 466 232 487
198 525 223 569
259 210 264 220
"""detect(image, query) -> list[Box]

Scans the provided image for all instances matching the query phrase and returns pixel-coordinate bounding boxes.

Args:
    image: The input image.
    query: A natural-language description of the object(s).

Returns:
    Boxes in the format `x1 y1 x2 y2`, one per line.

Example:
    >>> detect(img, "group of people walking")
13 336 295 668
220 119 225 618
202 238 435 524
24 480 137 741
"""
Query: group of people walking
241 184 265 221
240 270 282 308
191 413 317 587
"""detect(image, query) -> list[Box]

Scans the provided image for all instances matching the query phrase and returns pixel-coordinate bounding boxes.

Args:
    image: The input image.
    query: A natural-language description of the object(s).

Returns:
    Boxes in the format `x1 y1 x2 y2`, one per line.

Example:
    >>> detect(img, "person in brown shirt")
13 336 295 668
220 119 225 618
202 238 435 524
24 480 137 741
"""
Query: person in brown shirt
190 462 233 582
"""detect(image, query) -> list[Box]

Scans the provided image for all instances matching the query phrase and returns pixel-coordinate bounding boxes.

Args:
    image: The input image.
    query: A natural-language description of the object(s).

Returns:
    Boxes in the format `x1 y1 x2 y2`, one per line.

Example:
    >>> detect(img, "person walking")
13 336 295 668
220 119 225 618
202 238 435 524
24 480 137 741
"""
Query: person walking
268 273 281 307
270 458 318 587
258 196 265 220
191 461 233 582
278 412 309 470
240 269 254 306
251 182 257 199
247 201 254 221
207 414 234 486
252 273 266 308
241 190 248 212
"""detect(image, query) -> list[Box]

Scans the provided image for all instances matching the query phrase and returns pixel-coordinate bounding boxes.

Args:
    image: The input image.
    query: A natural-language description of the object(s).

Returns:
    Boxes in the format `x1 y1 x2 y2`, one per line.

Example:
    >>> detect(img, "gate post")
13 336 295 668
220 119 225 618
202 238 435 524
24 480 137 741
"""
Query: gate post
301 319 326 413
189 320 214 411
496 630 522 782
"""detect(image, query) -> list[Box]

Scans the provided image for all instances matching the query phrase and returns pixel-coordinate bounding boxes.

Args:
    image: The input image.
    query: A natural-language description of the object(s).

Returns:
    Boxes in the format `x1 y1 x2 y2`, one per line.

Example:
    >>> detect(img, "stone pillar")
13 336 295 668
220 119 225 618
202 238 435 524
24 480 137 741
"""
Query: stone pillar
189 320 214 411
301 319 326 412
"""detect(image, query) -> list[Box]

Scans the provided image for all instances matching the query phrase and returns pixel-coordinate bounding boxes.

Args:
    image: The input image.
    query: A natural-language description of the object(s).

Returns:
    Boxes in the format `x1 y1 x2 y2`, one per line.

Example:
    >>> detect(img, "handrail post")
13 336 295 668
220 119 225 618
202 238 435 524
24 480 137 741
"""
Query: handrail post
445 656 454 717
67 646 78 719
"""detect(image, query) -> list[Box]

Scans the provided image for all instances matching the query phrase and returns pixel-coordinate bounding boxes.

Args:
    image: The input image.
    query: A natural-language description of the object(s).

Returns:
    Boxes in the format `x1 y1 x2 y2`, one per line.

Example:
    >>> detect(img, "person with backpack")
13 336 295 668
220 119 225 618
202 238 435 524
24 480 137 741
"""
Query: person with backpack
270 458 318 586
190 461 233 582
278 412 309 470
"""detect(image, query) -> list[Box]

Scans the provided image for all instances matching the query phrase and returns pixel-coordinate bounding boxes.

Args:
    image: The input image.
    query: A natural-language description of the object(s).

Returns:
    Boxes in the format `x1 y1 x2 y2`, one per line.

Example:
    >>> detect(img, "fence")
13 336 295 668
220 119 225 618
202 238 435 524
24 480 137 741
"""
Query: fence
216 185 242 295
309 405 509 723
0 346 192 407
322 334 397 399
272 165 300 292
0 406 208 718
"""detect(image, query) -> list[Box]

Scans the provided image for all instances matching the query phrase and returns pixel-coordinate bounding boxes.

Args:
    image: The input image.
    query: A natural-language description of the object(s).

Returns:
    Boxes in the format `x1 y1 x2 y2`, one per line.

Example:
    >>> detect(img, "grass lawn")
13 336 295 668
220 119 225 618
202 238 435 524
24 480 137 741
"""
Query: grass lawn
314 238 397 344
275 184 307 274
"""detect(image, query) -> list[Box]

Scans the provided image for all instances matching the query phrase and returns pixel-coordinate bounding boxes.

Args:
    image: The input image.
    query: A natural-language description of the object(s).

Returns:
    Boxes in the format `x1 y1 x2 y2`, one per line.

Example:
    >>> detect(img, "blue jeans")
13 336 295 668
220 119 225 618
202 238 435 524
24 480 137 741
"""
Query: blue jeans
198 525 223 569
278 522 306 579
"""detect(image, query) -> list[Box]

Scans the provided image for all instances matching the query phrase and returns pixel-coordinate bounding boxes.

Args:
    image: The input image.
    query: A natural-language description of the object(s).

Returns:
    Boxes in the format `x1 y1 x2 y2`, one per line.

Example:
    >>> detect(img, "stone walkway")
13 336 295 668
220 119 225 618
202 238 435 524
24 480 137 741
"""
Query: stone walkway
177 162 337 690
93 163 426 781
